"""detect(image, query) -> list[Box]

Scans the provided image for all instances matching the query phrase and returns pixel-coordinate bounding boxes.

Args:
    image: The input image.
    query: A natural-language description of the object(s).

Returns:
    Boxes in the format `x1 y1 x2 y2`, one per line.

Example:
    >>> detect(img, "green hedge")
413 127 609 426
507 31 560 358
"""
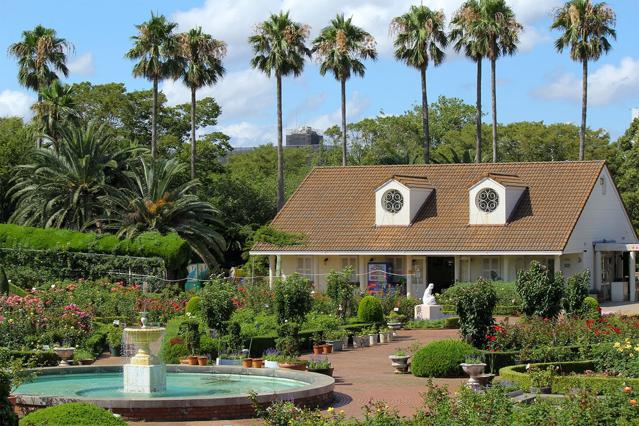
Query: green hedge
480 345 584 374
412 340 478 378
499 361 639 394
0 224 191 284
5 351 59 367
20 402 126 426
405 317 459 329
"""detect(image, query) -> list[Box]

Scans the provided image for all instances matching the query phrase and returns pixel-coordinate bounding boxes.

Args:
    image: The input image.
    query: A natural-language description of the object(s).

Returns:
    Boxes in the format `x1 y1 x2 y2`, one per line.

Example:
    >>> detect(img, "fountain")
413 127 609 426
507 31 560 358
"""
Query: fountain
122 316 166 393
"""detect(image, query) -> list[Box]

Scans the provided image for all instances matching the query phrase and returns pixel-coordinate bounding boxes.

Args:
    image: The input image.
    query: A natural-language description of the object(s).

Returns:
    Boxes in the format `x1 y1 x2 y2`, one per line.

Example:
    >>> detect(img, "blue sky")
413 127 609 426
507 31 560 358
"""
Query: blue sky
1 0 638 146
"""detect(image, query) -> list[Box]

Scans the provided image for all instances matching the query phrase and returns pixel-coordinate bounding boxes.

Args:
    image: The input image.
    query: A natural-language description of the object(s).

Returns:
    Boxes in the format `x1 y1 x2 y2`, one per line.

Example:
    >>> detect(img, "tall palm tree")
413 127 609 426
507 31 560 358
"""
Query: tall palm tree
126 13 180 160
8 25 72 148
32 81 79 151
99 158 226 268
313 15 377 167
177 28 227 179
249 12 311 211
552 0 616 160
450 1 486 163
391 5 448 164
9 122 142 230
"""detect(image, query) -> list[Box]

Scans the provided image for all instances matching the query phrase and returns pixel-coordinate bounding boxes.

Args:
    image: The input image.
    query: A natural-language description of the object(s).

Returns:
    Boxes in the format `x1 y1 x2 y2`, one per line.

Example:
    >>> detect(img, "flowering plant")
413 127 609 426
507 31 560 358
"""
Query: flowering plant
592 338 639 378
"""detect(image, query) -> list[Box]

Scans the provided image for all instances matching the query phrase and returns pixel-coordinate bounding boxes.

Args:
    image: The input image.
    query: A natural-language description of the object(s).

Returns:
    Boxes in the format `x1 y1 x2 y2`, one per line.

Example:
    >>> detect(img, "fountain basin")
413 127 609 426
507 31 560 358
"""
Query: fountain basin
13 365 334 421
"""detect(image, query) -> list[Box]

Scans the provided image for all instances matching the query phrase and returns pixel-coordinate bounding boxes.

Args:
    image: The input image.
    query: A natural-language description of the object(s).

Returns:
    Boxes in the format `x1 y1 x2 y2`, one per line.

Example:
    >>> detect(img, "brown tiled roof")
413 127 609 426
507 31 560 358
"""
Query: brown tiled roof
252 161 607 253
485 173 527 187
391 175 433 189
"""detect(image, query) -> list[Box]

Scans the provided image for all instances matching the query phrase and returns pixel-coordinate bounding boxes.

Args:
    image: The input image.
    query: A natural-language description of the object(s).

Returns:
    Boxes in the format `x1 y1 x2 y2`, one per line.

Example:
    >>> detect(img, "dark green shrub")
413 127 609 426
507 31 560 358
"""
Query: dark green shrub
19 402 126 426
357 296 384 324
0 267 8 296
516 261 564 318
444 317 460 328
179 319 201 355
83 326 109 357
438 281 520 308
456 279 496 348
274 274 313 324
200 279 236 332
199 335 218 358
563 270 590 315
0 371 17 426
161 341 188 364
411 340 478 377
107 327 122 355
185 296 203 317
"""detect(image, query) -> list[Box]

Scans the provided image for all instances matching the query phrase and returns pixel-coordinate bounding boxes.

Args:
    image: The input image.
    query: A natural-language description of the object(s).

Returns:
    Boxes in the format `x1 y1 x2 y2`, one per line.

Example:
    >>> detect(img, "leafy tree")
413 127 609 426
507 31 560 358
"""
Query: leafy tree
126 13 180 159
249 11 311 211
391 5 448 163
9 122 141 230
456 278 496 348
274 274 313 324
8 25 72 148
313 14 377 166
176 27 226 179
0 118 34 221
516 261 564 318
99 158 226 268
200 278 236 332
31 80 79 150
552 0 616 160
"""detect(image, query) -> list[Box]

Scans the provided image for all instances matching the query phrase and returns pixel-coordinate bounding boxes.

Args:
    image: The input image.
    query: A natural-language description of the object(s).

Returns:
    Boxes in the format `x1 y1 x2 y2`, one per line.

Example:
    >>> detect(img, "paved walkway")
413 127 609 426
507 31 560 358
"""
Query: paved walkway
95 328 463 425
601 301 639 316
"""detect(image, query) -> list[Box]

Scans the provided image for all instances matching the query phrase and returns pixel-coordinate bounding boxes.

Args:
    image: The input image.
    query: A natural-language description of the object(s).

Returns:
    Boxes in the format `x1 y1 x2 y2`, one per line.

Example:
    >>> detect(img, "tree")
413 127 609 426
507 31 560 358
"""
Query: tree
176 27 226 179
450 1 486 163
313 14 377 166
552 0 616 161
0 118 35 222
8 25 72 148
249 11 311 211
99 158 226 268
31 81 79 151
9 122 141 230
391 5 447 163
126 13 180 159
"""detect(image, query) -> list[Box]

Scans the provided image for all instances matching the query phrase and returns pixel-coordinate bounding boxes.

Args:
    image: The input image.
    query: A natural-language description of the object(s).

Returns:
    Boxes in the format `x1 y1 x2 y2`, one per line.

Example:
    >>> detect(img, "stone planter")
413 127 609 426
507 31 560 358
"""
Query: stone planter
216 357 242 366
460 363 486 390
368 334 377 346
389 355 410 374
386 331 393 342
342 335 350 349
53 347 75 366
322 344 333 354
241 358 253 368
387 321 402 331
252 358 264 368
264 360 279 369
197 356 208 366
78 359 95 366
308 367 334 377
379 332 388 344
327 339 343 352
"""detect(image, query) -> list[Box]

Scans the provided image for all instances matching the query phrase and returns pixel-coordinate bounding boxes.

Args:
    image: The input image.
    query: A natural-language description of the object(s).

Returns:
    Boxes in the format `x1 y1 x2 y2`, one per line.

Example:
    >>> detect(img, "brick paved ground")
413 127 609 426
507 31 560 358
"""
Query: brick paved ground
94 328 464 425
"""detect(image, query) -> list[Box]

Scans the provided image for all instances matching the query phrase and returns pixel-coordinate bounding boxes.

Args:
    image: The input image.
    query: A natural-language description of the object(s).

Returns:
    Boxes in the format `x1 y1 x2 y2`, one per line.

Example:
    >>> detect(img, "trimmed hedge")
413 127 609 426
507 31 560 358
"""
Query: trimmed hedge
6 350 59 367
405 317 459 329
411 340 478 378
19 402 126 426
357 296 384 324
499 360 639 394
480 345 584 374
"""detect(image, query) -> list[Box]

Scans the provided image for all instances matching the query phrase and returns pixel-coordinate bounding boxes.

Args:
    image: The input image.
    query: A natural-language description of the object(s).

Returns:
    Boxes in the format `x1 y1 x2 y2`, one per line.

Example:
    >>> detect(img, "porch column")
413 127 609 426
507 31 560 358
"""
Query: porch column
502 256 510 282
406 255 413 298
358 256 368 293
275 255 282 280
630 251 636 302
454 256 460 283
314 257 321 291
554 255 562 275
594 250 602 292
268 255 275 289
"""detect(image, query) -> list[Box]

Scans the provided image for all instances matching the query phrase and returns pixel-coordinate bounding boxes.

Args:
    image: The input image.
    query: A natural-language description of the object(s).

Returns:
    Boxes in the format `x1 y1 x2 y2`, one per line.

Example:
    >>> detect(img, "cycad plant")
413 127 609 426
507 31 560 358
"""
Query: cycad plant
313 14 377 166
31 81 79 151
552 0 616 160
99 158 226 268
391 5 448 163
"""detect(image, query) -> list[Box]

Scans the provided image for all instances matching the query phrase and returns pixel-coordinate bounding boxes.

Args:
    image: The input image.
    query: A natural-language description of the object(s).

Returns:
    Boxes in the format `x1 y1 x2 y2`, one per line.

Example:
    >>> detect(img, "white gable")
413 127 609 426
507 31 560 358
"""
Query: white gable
468 177 526 225
375 179 433 226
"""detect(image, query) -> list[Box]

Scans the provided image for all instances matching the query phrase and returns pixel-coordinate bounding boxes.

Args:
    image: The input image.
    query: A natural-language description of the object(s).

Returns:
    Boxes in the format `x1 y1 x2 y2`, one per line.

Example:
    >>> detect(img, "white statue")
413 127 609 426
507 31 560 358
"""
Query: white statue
422 283 436 305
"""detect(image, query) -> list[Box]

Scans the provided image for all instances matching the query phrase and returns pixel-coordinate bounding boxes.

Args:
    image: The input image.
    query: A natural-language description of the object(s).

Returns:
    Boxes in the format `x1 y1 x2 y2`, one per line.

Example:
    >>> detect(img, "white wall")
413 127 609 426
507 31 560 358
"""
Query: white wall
375 180 432 226
469 179 507 225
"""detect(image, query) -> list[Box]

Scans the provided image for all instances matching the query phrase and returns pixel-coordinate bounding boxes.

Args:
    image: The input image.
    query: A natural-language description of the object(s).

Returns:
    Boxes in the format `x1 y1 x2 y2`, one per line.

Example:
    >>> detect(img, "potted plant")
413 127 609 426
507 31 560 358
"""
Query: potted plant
367 326 378 346
73 349 95 366
307 356 333 376
389 347 410 374
279 356 307 371
241 357 253 368
325 330 346 352
312 332 324 355
387 311 404 331
528 365 554 394
252 357 264 368
107 327 122 357
263 348 280 369
197 356 208 366
460 354 487 390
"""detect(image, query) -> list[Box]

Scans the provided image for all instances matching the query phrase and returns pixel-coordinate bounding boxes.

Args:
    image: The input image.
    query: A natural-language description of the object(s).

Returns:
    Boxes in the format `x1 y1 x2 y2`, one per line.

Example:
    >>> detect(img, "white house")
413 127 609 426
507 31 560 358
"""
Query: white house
250 161 638 303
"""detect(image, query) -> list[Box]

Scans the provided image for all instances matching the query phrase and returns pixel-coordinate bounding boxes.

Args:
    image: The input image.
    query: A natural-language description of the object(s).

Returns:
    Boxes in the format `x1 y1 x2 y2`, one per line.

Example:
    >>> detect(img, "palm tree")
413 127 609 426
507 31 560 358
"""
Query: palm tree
9 122 142 230
552 0 616 160
8 25 72 148
391 5 448 164
32 81 79 151
99 158 226 268
313 15 377 166
450 1 485 163
249 12 311 211
126 13 180 160
176 28 227 179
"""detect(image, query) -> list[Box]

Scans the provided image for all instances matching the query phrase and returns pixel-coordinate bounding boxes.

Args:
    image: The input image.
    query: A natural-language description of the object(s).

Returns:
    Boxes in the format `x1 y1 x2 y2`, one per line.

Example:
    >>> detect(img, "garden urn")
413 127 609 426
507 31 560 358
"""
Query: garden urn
389 355 410 374
460 363 486 390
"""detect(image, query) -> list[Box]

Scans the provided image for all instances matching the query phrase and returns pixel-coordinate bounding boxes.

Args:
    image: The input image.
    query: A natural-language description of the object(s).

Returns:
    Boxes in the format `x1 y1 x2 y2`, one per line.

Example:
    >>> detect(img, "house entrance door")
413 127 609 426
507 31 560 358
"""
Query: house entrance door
427 257 455 294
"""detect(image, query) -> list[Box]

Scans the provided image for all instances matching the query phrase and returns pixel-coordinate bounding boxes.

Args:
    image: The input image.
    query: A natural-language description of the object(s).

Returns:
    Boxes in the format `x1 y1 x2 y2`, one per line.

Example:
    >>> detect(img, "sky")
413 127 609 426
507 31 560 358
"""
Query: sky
1 0 638 147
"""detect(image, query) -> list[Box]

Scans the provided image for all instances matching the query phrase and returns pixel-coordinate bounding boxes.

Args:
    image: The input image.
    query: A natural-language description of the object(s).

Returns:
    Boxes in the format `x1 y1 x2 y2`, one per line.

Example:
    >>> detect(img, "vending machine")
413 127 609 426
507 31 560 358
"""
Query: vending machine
367 262 392 295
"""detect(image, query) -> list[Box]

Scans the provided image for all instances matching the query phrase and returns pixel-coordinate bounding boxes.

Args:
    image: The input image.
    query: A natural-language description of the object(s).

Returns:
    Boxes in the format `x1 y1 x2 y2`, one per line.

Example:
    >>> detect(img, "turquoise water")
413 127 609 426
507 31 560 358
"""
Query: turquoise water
14 372 306 398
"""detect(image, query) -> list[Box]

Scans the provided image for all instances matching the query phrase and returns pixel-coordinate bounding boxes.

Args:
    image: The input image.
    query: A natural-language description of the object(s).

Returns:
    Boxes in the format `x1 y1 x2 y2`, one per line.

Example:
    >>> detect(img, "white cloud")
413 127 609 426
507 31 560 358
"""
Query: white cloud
217 121 274 146
68 52 95 76
533 57 639 106
307 91 370 131
0 90 34 118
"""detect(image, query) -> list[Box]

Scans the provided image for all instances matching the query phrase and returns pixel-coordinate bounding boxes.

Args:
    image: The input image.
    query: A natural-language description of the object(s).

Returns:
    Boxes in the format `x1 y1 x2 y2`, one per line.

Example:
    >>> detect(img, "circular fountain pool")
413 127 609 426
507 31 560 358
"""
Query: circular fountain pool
13 365 334 421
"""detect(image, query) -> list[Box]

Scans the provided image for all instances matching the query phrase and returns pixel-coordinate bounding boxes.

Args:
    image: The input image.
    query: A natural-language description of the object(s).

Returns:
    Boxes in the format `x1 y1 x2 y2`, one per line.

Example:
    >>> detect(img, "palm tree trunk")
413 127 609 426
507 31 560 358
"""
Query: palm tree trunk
580 59 588 161
151 76 158 160
276 74 285 211
190 86 197 180
341 76 347 167
491 57 497 163
37 92 42 149
475 59 482 163
421 65 430 164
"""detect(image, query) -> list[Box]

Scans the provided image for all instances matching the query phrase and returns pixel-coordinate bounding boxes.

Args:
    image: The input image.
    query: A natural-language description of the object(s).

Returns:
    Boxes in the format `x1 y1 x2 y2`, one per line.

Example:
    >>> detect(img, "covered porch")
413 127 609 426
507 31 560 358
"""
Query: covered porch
593 242 639 302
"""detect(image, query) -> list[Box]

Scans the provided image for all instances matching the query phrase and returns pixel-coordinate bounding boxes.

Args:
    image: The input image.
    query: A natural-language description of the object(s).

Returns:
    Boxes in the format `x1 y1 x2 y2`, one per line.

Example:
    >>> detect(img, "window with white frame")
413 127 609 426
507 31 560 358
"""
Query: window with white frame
481 257 501 281
340 257 358 282
296 257 313 281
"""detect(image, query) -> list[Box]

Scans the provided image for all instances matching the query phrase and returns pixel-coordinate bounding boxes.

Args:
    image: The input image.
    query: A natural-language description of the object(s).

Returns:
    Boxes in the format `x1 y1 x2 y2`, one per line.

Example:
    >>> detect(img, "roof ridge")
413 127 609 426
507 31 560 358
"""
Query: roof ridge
312 160 606 170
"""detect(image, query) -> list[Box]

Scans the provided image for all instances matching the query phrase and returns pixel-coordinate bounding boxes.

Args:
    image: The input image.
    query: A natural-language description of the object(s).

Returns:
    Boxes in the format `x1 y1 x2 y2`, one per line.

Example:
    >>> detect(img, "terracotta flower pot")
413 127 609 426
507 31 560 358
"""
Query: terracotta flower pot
187 355 198 365
197 356 208 366
312 345 322 355
280 361 307 371
180 358 190 365
79 359 95 365
252 358 264 368
322 344 333 354
242 358 253 368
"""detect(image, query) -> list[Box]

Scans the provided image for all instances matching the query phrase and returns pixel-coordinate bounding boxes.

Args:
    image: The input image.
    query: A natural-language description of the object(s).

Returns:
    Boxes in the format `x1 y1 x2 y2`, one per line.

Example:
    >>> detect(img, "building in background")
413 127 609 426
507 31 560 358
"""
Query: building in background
286 126 323 148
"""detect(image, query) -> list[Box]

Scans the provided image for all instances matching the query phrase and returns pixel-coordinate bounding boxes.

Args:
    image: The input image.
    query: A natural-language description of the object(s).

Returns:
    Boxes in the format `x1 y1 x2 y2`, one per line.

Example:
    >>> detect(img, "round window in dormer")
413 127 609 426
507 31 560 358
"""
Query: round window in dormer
476 188 499 213
382 189 404 214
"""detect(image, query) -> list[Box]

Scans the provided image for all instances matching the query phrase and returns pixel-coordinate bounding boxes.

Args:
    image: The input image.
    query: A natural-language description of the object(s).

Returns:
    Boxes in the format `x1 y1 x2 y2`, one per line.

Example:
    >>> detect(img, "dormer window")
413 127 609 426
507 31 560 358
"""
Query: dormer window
469 173 526 225
476 188 499 213
382 190 404 213
375 175 433 226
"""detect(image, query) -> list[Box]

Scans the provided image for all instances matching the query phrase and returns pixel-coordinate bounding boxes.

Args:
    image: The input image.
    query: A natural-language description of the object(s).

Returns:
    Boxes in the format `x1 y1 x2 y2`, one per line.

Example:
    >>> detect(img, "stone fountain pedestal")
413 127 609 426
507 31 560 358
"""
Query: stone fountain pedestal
123 321 166 394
